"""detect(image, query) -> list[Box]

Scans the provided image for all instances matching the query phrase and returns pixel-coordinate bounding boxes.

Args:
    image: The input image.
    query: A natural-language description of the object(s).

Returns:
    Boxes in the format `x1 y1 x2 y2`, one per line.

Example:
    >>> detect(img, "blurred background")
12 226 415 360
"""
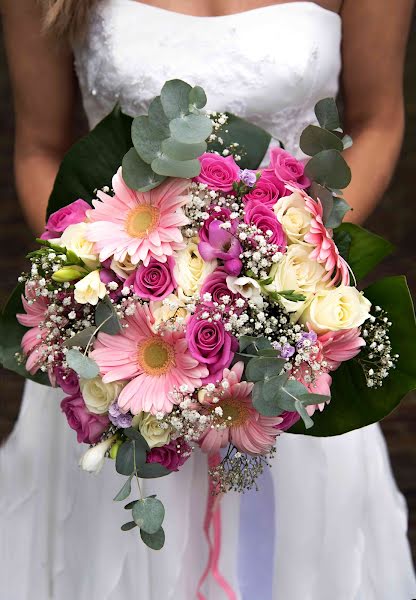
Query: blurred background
0 11 415 564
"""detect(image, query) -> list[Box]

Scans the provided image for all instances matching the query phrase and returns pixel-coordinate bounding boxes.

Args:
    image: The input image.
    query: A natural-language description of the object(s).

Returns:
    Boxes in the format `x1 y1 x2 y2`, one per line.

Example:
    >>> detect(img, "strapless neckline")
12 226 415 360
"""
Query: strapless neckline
122 0 341 22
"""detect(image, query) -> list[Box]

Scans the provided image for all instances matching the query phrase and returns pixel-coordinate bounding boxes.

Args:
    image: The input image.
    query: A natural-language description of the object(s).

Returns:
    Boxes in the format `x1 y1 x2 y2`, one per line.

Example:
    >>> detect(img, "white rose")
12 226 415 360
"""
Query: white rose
265 244 327 313
300 285 371 333
74 270 107 305
110 256 136 279
150 294 188 326
58 222 99 269
79 436 115 474
274 191 312 245
226 275 263 307
80 376 125 414
174 239 217 299
132 412 172 449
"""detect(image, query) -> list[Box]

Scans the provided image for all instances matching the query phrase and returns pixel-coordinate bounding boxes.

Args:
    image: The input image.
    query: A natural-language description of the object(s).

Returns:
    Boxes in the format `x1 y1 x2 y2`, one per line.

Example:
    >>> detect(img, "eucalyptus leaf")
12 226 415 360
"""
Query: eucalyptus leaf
252 381 283 417
63 326 96 348
113 475 133 501
333 223 394 282
305 149 352 190
239 335 272 353
147 96 171 138
66 348 99 379
342 134 353 150
124 500 138 510
325 197 351 229
309 182 333 223
314 98 340 131
115 439 146 476
299 393 331 406
151 154 201 178
161 137 206 161
123 427 150 450
131 115 166 163
160 79 192 119
122 148 166 191
121 521 137 532
136 463 173 479
132 497 165 534
95 296 122 335
170 113 213 144
245 356 285 382
189 85 207 109
300 125 343 156
294 399 314 429
140 526 165 550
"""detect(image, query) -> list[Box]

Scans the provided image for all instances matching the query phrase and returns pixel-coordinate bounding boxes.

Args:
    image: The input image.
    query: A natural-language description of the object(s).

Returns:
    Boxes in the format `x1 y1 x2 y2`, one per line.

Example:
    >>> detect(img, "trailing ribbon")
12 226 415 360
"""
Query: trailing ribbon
197 452 238 600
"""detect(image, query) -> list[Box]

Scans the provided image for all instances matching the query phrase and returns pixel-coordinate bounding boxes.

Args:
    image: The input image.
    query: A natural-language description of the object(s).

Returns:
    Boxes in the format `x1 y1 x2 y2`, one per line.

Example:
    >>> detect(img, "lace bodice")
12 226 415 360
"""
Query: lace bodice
73 0 342 157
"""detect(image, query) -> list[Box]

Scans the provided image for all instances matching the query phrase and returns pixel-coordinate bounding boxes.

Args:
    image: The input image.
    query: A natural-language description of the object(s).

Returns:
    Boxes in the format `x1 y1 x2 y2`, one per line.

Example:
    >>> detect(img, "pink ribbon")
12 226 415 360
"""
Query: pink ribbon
196 452 238 600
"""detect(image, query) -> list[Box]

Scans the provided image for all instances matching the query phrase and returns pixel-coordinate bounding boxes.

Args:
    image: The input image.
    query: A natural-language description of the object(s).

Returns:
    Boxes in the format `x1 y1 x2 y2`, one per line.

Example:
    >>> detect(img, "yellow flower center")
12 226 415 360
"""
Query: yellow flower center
217 397 251 428
126 205 160 238
137 337 174 376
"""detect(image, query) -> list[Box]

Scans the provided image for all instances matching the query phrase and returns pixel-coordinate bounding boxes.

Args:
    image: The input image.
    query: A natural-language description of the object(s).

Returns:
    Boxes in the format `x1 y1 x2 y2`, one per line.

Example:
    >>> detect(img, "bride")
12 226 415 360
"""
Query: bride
1 0 415 598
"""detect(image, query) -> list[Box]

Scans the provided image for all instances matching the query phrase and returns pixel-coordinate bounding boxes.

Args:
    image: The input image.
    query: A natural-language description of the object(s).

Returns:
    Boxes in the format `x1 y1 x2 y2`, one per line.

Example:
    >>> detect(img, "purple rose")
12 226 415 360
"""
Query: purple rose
125 257 176 301
194 153 240 193
198 220 243 276
186 309 238 383
244 200 286 248
54 367 80 395
244 171 290 208
146 439 191 471
61 394 109 444
41 199 90 240
200 268 242 310
268 147 310 189
276 411 301 431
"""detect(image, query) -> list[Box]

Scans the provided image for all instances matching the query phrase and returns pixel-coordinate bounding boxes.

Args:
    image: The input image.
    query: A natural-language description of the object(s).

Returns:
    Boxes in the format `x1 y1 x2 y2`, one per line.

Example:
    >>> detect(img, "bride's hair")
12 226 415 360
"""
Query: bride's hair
40 0 99 39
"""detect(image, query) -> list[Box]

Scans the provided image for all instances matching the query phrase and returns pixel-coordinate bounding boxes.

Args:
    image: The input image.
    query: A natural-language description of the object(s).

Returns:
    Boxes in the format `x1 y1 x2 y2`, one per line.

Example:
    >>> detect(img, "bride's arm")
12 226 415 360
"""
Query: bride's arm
341 0 414 224
1 0 76 235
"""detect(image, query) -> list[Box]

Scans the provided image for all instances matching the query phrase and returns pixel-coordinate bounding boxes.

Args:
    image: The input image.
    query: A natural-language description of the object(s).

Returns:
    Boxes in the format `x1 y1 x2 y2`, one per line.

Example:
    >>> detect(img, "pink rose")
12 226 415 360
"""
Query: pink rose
268 147 310 189
125 257 176 301
244 200 286 248
276 411 301 431
186 308 238 384
54 367 80 395
146 439 191 471
61 394 109 444
244 171 290 208
195 153 240 193
200 268 242 311
41 199 90 240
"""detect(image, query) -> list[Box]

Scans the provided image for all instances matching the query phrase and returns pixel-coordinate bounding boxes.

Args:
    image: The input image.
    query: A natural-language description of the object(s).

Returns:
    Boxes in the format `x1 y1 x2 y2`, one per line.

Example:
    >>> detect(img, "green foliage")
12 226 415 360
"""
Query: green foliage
122 148 166 192
95 296 122 335
314 98 341 131
132 497 165 534
136 463 173 479
289 276 416 436
300 124 343 156
113 475 133 502
334 223 394 282
63 327 97 348
66 348 100 379
305 149 351 190
47 106 133 216
115 437 148 476
140 526 165 550
121 521 137 532
245 356 286 382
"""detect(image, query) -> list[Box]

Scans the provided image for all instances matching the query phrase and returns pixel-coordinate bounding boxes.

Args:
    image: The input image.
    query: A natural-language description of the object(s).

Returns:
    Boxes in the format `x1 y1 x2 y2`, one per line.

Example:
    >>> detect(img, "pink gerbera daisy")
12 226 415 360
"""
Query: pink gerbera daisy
86 168 190 266
199 362 282 455
17 284 49 374
90 303 208 415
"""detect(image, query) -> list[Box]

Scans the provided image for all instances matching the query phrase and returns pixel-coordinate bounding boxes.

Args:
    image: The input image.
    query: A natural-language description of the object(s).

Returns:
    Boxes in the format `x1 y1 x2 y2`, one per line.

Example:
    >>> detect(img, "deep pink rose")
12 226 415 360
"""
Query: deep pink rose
186 309 238 383
276 411 301 431
244 171 291 208
195 153 240 193
200 268 242 310
268 147 310 189
41 199 90 240
125 257 176 301
244 200 286 248
61 394 109 444
146 439 191 472
54 367 80 395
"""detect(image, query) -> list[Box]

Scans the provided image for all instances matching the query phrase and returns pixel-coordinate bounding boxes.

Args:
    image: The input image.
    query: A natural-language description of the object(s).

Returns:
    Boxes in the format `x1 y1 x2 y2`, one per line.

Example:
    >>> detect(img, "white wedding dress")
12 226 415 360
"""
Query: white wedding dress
1 2 415 599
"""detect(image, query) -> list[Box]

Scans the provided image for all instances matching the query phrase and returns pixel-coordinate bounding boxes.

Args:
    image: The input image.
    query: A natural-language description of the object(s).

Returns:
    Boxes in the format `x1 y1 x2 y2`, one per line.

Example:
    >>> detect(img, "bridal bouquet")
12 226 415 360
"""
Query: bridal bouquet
1 80 415 550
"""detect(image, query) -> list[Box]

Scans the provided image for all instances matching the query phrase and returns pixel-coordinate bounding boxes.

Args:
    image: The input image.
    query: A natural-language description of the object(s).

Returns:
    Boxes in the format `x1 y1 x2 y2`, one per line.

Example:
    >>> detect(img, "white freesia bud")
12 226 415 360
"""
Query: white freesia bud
58 222 99 269
273 191 313 245
79 436 115 474
300 285 371 333
226 275 263 307
80 376 125 414
174 239 217 299
74 270 107 305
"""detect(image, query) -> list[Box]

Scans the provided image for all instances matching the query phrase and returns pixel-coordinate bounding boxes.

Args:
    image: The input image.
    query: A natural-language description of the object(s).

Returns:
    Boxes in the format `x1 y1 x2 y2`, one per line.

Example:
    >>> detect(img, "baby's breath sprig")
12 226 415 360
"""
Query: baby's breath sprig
358 306 398 387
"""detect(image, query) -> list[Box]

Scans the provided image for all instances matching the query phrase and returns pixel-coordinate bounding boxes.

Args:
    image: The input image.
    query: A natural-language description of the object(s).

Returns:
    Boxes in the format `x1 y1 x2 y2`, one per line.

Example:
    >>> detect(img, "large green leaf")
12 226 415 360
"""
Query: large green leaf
207 113 272 170
0 282 49 385
289 276 416 436
47 106 133 216
334 223 394 282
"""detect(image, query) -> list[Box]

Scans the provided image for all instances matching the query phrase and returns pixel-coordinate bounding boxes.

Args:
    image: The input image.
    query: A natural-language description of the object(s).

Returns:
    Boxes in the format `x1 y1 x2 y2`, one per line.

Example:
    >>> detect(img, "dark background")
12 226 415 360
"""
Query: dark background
0 14 415 563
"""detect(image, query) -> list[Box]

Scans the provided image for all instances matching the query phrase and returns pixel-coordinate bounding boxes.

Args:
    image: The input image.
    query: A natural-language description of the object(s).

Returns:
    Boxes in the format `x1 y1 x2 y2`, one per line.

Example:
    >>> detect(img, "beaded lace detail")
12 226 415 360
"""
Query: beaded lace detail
73 0 342 158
